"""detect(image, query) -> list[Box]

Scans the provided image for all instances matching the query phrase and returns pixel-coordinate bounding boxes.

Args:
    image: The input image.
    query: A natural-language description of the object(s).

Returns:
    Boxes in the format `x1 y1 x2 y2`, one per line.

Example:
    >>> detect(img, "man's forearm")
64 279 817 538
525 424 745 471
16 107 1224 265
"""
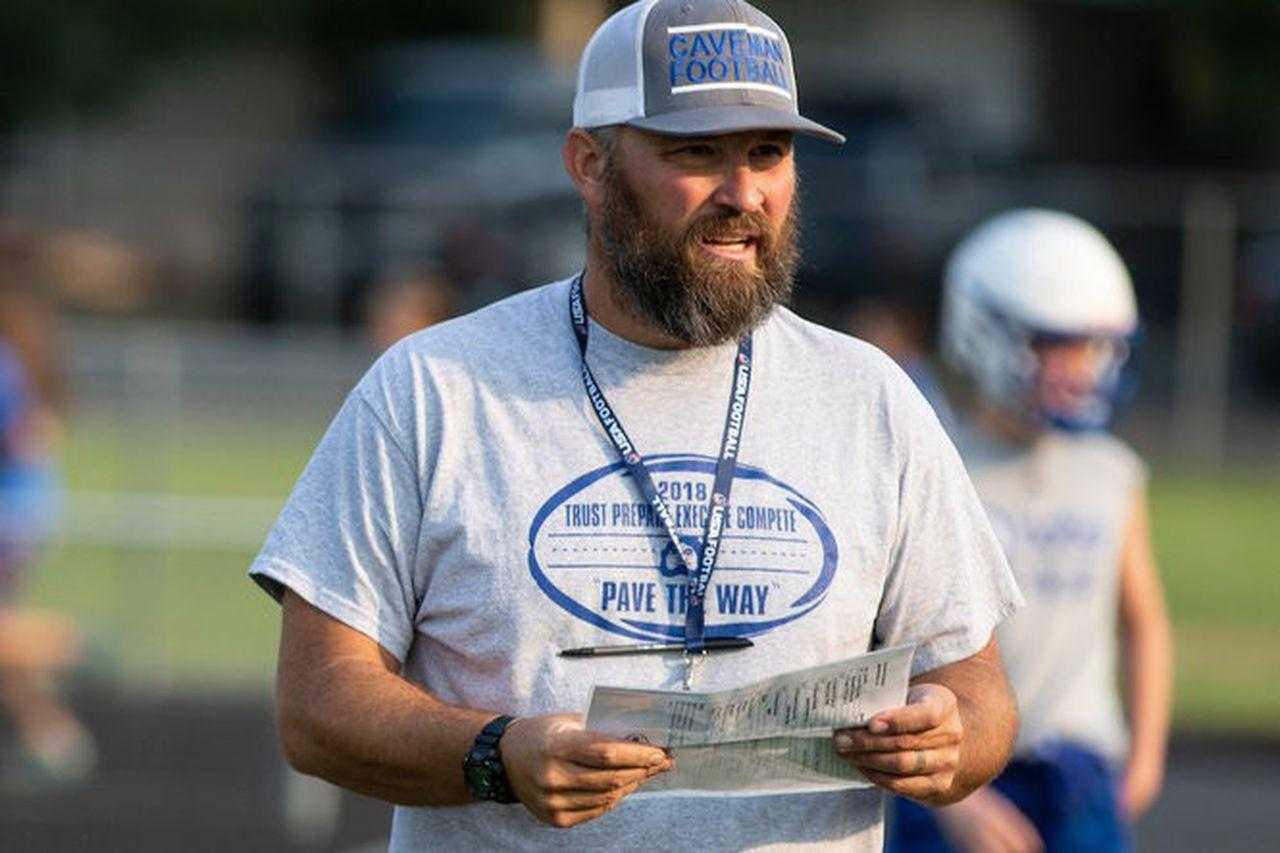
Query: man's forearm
912 640 1018 801
275 592 675 825
276 594 498 806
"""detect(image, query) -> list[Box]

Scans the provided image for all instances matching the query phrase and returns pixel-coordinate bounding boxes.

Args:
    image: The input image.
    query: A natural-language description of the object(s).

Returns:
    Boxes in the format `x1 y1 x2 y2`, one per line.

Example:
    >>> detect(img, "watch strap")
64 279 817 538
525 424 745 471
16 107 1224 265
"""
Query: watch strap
463 714 518 804
475 714 516 747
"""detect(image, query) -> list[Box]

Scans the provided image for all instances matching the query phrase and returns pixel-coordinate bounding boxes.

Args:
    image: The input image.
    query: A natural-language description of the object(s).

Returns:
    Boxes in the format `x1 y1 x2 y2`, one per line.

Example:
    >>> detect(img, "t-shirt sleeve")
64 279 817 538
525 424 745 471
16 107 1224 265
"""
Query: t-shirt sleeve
873 377 1024 677
248 385 422 663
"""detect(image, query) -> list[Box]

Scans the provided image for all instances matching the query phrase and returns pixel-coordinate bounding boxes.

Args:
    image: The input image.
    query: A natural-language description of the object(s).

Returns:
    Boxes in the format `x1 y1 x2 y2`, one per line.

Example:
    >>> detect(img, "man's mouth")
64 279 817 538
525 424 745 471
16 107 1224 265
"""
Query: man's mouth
698 234 759 261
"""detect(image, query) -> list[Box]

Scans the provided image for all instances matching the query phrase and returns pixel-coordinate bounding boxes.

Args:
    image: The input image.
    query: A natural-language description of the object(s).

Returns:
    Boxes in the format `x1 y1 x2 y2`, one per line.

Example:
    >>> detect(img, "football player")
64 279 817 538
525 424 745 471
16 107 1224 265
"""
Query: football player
890 209 1173 852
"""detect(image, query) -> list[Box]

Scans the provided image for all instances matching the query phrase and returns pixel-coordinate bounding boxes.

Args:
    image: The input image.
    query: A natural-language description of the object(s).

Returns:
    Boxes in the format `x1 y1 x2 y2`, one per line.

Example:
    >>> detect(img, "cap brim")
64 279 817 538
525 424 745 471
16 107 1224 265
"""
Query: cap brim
628 105 845 146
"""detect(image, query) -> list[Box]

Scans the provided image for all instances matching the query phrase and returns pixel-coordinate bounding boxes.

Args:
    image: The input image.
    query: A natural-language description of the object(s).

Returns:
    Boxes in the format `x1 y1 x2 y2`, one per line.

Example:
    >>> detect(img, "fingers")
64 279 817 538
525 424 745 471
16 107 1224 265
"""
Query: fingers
850 746 954 778
515 757 669 798
834 684 963 805
501 714 674 829
835 684 962 781
834 726 959 755
847 750 958 802
555 765 661 793
864 683 954 736
938 788 1044 853
860 767 955 802
951 815 1042 853
540 778 645 814
539 781 638 829
984 809 1043 853
525 769 654 828
563 731 673 770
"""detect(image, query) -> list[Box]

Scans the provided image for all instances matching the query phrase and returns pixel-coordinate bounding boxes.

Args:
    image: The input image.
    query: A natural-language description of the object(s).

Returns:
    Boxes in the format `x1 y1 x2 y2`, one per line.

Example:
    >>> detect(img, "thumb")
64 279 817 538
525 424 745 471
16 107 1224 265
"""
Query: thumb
868 684 952 734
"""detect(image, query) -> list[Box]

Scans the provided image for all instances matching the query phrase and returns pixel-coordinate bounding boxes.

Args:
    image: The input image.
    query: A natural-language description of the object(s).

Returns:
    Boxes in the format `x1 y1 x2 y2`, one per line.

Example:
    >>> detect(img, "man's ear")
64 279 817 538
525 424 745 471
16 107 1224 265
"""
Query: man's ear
563 128 611 210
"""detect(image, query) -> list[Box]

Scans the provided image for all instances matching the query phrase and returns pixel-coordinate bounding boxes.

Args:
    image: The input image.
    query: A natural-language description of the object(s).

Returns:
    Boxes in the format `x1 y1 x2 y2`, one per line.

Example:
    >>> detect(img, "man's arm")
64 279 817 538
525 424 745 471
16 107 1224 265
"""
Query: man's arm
276 591 672 827
1116 489 1173 820
834 635 1017 805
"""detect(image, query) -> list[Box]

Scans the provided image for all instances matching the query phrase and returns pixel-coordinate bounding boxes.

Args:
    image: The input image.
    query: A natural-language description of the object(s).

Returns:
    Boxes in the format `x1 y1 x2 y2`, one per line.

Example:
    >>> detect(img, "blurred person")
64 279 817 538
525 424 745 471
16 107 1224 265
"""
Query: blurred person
439 218 516 310
0 284 95 788
250 3 1024 850
366 270 458 351
846 296 958 436
889 209 1173 852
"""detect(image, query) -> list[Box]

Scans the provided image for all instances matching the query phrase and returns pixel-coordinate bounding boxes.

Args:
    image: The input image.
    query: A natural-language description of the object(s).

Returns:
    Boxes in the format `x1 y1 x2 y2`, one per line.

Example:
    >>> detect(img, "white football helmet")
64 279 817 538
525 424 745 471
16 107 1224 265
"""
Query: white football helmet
940 209 1138 431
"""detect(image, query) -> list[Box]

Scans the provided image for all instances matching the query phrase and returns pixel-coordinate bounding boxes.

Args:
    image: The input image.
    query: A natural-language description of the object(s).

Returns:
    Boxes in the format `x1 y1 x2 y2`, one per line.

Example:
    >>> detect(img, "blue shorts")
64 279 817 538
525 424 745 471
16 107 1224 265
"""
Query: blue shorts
0 465 62 600
888 742 1132 853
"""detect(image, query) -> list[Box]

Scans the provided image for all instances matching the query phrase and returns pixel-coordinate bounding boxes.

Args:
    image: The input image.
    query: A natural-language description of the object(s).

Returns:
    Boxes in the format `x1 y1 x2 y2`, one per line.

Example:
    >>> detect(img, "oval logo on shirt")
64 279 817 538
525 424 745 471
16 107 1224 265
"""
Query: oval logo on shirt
527 454 838 642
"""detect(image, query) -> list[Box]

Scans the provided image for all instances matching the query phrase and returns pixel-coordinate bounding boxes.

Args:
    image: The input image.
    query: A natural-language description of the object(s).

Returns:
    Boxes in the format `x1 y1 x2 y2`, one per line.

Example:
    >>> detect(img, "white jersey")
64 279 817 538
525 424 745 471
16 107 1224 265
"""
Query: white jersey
957 426 1145 761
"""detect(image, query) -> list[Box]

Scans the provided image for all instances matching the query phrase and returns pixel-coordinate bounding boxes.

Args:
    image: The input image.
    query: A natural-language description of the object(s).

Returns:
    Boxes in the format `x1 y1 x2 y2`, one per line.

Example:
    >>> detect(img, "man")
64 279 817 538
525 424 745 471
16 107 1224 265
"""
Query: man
250 2 1023 849
890 210 1173 852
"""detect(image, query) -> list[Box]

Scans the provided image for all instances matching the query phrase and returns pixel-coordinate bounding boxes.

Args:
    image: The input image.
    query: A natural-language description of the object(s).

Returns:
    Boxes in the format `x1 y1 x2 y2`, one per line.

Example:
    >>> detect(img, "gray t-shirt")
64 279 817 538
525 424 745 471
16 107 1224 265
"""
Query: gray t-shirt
250 278 1022 852
956 426 1146 762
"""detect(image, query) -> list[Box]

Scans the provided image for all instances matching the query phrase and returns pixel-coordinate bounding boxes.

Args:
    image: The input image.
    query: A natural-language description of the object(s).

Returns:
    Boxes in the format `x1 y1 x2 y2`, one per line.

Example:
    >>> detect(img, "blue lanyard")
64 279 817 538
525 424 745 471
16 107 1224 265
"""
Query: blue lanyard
569 275 753 652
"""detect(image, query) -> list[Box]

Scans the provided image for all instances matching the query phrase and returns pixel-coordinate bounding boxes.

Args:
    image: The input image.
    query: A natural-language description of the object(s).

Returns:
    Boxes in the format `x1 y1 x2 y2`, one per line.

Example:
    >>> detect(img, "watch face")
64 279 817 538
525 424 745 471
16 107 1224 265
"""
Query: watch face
464 761 492 794
464 719 517 804
465 750 504 799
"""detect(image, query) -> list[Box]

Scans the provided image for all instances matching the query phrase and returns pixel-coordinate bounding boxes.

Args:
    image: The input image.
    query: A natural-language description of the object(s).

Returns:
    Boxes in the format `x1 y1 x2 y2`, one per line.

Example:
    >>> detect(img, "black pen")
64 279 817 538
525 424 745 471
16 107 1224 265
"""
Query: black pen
559 636 754 658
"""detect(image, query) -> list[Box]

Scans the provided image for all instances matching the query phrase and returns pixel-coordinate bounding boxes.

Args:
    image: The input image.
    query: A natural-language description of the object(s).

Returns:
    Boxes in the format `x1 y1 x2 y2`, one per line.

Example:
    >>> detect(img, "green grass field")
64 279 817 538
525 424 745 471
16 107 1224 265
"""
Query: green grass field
19 417 1280 735
1148 474 1280 734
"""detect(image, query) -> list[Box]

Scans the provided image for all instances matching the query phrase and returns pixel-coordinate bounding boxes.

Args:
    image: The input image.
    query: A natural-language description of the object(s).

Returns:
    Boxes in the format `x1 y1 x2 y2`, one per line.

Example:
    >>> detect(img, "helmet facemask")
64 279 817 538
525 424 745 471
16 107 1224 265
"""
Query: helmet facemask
940 209 1140 435
1028 329 1134 432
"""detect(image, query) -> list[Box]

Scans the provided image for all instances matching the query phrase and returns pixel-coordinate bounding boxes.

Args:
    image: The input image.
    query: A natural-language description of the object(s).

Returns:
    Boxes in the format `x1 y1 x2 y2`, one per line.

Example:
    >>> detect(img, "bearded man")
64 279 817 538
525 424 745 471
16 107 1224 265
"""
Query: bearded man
250 2 1023 850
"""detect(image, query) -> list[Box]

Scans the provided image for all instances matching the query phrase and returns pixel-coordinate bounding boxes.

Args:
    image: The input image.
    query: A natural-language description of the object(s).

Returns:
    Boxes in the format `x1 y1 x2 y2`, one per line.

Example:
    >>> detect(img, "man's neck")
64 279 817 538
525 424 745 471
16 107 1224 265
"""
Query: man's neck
582 242 691 351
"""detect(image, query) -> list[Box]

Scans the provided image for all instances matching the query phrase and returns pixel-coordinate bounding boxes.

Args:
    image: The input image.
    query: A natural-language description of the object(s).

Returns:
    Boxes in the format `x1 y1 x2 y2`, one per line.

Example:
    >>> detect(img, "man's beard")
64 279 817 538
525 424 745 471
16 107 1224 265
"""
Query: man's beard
596 161 799 347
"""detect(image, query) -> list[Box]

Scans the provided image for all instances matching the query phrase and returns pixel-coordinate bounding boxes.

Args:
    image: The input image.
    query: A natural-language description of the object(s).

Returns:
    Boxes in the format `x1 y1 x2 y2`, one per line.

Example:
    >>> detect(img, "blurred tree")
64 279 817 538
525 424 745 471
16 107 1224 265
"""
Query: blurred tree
1030 0 1280 167
4 0 1280 168
305 0 536 71
0 0 540 129
0 0 301 126
1176 2 1280 165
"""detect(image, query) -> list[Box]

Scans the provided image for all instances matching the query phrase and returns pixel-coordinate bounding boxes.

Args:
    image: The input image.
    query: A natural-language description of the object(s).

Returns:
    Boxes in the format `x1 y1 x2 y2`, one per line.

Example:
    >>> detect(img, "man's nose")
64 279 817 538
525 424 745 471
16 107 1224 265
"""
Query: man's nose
711 165 766 214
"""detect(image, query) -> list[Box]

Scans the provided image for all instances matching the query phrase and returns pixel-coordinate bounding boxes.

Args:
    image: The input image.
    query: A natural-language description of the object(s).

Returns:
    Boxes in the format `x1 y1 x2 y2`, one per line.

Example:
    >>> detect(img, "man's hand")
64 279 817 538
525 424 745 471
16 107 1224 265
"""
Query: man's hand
935 786 1043 853
833 683 963 805
500 714 673 828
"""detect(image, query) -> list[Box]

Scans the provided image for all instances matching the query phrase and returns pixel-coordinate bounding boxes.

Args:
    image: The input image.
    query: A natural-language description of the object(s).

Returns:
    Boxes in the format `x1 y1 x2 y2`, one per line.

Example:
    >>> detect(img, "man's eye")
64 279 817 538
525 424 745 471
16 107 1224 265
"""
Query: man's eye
676 145 715 156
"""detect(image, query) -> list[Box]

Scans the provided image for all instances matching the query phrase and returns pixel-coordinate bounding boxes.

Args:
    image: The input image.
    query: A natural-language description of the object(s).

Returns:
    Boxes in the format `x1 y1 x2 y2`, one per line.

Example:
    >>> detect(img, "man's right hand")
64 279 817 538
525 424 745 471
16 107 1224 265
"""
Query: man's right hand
499 714 673 828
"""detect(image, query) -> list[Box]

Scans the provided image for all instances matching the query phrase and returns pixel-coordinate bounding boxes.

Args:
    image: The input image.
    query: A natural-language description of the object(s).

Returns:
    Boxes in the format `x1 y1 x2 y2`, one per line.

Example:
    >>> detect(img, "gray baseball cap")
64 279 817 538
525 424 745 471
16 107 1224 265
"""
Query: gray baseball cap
573 0 845 145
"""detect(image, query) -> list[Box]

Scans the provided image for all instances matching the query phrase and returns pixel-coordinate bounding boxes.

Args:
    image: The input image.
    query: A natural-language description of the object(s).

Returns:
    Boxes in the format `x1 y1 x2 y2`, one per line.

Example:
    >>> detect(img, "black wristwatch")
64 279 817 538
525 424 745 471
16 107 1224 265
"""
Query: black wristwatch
462 715 518 804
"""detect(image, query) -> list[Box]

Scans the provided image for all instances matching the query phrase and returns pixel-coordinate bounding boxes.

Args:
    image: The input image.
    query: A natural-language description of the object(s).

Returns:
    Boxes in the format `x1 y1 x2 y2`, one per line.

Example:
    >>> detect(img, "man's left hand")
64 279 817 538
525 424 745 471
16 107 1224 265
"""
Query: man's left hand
833 683 963 805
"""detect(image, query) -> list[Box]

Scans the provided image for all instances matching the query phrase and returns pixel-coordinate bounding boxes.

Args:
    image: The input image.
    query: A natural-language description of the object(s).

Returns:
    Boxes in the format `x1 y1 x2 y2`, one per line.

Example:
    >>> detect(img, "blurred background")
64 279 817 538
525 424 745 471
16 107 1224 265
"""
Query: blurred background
0 0 1276 850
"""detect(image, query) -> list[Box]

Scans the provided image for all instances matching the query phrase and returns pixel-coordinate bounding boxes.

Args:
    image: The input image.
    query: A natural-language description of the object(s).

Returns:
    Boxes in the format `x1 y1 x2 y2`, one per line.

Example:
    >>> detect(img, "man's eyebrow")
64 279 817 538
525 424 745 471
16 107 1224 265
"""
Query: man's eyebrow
654 132 792 150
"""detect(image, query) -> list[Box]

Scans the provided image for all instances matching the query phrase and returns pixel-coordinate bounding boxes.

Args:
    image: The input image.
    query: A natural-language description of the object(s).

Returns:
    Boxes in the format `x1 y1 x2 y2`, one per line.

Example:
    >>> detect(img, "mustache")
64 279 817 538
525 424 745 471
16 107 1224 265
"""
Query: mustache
684 211 773 250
